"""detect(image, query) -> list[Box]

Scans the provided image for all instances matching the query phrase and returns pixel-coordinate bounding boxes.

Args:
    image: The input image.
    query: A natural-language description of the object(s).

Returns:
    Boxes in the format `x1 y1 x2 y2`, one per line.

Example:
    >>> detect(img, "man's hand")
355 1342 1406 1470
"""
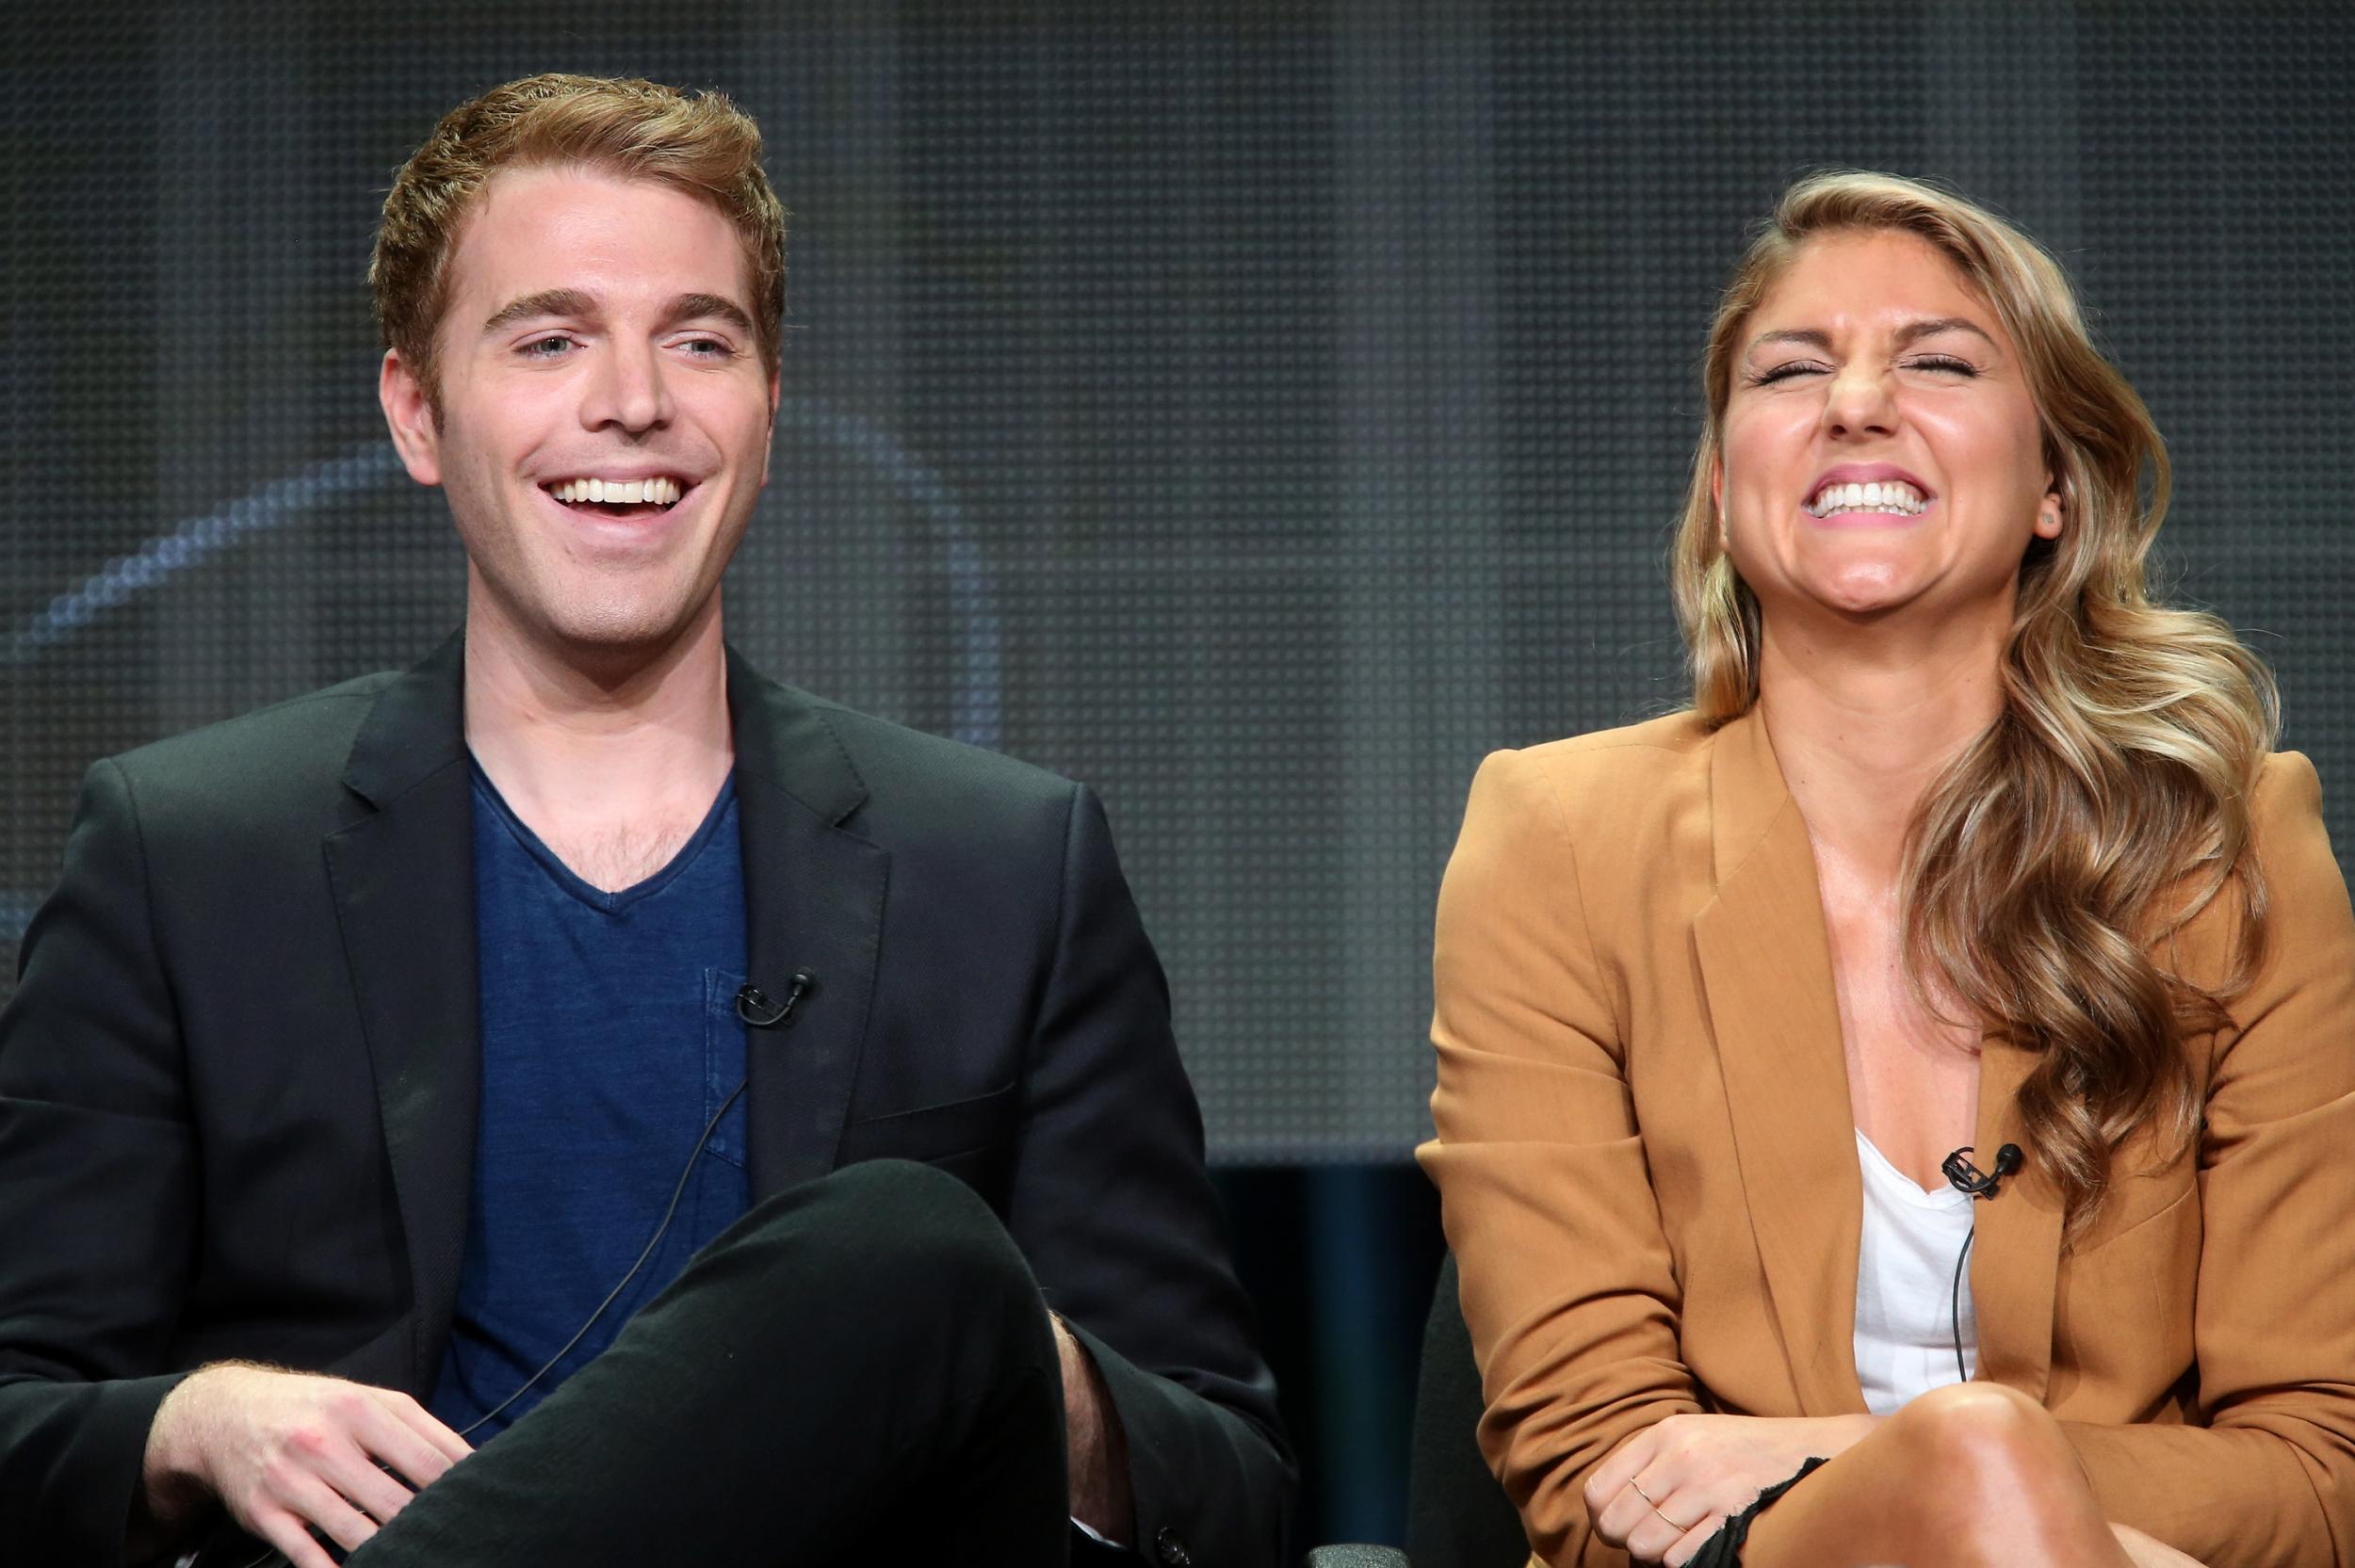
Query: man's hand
1051 1313 1133 1546
1584 1413 1876 1566
140 1363 472 1568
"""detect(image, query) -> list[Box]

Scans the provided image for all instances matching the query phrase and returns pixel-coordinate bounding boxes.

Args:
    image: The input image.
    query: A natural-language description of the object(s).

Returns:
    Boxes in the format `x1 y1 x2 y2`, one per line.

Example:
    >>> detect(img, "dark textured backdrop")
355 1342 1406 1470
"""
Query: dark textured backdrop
6 2 2349 1170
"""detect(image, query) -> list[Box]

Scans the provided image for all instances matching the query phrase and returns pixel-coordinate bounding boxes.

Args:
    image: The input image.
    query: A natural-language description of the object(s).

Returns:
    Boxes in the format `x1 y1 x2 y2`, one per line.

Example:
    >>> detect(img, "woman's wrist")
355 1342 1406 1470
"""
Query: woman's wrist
1805 1413 1879 1458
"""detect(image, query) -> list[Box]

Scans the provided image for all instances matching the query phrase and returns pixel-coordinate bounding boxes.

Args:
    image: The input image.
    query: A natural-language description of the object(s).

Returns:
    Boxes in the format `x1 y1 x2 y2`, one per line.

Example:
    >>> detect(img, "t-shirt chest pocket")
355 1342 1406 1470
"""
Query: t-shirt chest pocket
702 969 753 1171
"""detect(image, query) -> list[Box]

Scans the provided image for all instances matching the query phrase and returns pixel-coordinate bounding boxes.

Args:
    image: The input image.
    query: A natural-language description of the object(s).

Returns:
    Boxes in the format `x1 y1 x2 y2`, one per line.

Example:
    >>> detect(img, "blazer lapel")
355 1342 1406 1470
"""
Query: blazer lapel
1690 711 1868 1414
321 633 480 1396
1965 1042 2063 1399
727 652 887 1197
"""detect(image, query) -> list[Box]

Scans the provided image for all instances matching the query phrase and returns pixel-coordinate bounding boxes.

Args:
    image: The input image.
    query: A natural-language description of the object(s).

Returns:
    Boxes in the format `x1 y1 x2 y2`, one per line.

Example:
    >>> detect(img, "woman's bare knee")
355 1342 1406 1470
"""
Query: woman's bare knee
1880 1384 2120 1563
1746 1387 2127 1568
1889 1385 2066 1469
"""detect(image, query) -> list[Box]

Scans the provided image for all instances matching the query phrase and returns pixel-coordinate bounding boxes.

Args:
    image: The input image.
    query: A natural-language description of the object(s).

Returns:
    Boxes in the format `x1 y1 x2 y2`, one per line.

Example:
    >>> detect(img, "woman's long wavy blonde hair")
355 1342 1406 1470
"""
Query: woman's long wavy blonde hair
1670 172 2276 1226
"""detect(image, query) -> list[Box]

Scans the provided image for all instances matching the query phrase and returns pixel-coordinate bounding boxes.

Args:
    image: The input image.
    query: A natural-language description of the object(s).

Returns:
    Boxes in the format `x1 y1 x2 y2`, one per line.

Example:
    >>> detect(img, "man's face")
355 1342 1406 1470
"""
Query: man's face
380 164 777 661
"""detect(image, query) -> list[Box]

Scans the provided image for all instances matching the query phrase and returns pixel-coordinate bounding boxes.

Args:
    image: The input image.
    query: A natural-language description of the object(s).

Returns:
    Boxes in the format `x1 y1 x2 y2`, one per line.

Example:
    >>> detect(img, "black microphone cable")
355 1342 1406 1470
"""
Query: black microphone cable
1948 1225 1976 1386
222 1079 749 1568
454 1072 748 1441
456 970 814 1438
225 972 819 1568
456 971 818 1436
1940 1142 2022 1387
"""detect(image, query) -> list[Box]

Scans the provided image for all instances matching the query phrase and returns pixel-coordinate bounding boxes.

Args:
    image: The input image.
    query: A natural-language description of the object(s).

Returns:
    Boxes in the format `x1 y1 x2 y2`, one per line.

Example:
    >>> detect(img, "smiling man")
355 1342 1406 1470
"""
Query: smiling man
0 74 1290 1568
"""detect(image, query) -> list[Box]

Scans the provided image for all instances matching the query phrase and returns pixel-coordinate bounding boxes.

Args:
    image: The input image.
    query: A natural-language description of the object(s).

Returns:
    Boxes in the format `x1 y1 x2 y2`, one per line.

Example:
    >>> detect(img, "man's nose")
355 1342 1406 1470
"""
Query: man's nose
583 343 672 433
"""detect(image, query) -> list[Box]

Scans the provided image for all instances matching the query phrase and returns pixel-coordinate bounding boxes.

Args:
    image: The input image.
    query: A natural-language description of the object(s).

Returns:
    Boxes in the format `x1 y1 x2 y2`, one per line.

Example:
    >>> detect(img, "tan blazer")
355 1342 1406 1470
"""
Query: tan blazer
1419 709 2355 1568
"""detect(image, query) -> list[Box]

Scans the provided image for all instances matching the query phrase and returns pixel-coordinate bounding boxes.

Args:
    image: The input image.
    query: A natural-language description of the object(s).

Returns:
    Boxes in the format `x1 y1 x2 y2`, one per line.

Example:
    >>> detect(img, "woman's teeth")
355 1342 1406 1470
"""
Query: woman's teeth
548 477 684 506
1806 478 1926 517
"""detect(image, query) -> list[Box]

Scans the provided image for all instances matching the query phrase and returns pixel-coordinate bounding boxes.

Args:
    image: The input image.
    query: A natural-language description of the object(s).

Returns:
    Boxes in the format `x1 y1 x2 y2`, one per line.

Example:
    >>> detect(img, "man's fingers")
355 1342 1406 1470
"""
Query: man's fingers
252 1424 390 1550
355 1397 463 1491
254 1501 351 1568
380 1389 474 1467
318 1439 419 1529
273 1460 386 1553
265 1402 411 1529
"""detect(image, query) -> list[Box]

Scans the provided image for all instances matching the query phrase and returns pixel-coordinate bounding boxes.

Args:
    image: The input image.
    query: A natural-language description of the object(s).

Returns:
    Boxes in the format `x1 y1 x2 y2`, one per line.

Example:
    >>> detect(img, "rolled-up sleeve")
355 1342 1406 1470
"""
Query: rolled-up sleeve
1419 750 1700 1566
2067 751 2355 1568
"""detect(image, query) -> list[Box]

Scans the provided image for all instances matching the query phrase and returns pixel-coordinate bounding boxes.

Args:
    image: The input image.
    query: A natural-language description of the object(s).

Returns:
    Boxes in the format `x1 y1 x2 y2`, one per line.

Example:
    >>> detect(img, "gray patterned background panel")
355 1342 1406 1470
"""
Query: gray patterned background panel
5 1 2348 1160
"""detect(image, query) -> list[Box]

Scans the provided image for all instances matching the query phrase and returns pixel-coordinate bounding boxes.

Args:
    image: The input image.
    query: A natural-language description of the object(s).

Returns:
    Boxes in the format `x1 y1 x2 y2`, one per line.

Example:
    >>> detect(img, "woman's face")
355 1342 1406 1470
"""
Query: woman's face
1714 228 2059 635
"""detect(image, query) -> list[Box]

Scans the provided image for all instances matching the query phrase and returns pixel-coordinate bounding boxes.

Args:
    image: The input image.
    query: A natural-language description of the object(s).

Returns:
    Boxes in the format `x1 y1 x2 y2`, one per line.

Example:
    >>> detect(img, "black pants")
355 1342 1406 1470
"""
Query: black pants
263 1159 1069 1566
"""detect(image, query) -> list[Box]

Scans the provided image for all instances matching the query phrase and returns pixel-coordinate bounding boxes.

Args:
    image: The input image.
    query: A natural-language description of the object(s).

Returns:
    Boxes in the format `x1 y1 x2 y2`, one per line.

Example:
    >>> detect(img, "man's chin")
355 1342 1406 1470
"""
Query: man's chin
476 592 723 679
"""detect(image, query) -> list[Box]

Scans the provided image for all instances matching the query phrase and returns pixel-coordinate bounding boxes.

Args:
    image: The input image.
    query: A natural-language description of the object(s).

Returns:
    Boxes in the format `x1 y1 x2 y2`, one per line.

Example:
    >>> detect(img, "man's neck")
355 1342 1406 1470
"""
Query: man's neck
462 592 736 891
1756 611 2008 884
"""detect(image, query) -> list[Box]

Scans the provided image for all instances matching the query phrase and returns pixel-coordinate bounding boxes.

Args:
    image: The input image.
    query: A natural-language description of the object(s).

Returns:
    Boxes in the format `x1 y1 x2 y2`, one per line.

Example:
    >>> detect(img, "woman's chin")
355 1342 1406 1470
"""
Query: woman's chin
1779 567 1923 622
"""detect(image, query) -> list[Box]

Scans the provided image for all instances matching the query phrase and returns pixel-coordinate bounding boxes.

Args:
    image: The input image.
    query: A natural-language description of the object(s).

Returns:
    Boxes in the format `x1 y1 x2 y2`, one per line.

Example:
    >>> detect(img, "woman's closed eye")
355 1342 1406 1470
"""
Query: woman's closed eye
1746 353 1979 387
1745 359 1829 386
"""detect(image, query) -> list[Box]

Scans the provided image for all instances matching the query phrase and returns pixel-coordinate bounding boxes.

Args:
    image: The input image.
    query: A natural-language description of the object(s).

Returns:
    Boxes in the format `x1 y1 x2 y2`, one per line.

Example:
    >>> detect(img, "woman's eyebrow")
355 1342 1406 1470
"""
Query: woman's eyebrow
1748 327 1830 353
1745 317 1998 354
1892 315 1997 348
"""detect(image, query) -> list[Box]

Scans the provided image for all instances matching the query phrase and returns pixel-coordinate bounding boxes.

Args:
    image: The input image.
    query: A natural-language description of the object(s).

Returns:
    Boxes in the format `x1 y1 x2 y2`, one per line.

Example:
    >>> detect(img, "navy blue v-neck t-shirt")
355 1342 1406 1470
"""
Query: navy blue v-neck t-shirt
430 763 752 1439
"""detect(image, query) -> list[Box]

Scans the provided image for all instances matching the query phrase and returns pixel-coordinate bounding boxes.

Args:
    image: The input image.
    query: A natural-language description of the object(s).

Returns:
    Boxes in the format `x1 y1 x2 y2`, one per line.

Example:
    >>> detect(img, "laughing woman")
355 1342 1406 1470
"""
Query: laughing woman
1421 172 2355 1568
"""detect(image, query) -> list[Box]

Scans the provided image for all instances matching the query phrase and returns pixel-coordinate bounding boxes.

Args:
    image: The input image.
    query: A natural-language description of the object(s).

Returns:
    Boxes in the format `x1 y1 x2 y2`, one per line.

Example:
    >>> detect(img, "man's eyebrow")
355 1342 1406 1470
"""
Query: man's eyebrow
666 293 757 337
482 288 597 335
478 290 757 339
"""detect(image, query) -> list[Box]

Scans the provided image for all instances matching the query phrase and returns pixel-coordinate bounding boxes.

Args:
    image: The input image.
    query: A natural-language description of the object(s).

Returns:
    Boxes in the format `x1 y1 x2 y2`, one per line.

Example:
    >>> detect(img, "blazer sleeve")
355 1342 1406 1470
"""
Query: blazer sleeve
1002 782 1295 1568
2064 751 2355 1568
1418 749 1702 1567
0 758 201 1565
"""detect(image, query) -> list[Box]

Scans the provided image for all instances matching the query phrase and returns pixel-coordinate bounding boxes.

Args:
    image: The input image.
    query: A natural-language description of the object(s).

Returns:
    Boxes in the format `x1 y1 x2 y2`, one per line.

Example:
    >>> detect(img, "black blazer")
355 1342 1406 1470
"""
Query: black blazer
0 635 1291 1564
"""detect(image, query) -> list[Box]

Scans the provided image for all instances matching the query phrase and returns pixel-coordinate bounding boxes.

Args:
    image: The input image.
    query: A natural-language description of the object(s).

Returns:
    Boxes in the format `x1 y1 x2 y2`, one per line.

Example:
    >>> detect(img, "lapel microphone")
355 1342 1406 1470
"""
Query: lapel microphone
1941 1142 2023 1200
1940 1141 2024 1386
737 971 820 1028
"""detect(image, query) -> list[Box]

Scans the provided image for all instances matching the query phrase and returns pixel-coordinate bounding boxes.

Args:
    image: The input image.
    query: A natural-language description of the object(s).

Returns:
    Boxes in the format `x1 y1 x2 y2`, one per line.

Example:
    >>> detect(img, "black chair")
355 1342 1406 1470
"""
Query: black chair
1305 1253 1530 1568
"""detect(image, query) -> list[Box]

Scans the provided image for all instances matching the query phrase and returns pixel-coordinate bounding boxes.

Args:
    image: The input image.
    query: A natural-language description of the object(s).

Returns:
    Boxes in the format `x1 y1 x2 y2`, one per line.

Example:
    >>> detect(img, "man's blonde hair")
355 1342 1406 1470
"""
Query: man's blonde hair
371 73 787 396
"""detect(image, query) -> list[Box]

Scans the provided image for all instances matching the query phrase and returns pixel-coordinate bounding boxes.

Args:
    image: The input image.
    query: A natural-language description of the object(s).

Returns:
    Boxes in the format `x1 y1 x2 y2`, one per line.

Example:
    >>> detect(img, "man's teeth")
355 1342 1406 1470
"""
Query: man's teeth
548 477 684 506
1806 478 1927 517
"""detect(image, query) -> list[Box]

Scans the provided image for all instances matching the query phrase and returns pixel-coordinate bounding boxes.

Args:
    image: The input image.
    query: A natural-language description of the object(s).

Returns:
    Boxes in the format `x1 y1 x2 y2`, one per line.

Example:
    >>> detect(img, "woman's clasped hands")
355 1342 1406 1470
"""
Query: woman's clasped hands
1583 1414 1875 1566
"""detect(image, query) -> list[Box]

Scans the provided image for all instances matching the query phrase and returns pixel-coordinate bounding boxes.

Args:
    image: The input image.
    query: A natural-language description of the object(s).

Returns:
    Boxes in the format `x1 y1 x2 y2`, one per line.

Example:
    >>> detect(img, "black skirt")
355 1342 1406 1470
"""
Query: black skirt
1683 1456 1830 1568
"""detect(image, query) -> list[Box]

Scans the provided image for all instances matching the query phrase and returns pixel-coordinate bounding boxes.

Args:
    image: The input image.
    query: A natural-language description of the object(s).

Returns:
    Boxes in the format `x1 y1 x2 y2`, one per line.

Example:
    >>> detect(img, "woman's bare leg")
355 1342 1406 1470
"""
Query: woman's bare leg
1742 1384 2132 1568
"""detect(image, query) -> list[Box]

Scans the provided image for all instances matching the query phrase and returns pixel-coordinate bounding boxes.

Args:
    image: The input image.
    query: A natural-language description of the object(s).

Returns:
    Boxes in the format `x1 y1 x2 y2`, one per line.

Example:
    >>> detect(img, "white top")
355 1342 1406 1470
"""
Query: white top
1852 1129 1978 1415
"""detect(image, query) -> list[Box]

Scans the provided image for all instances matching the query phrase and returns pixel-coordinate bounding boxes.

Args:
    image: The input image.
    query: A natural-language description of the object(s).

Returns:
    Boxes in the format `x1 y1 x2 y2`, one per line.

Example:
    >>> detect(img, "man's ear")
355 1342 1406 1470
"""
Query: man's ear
380 348 443 486
759 364 781 486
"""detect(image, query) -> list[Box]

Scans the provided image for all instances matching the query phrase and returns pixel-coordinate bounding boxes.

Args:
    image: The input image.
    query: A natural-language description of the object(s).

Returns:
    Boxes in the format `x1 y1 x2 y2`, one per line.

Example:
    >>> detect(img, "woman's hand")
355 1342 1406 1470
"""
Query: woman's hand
2110 1523 2210 1568
1584 1414 1876 1566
